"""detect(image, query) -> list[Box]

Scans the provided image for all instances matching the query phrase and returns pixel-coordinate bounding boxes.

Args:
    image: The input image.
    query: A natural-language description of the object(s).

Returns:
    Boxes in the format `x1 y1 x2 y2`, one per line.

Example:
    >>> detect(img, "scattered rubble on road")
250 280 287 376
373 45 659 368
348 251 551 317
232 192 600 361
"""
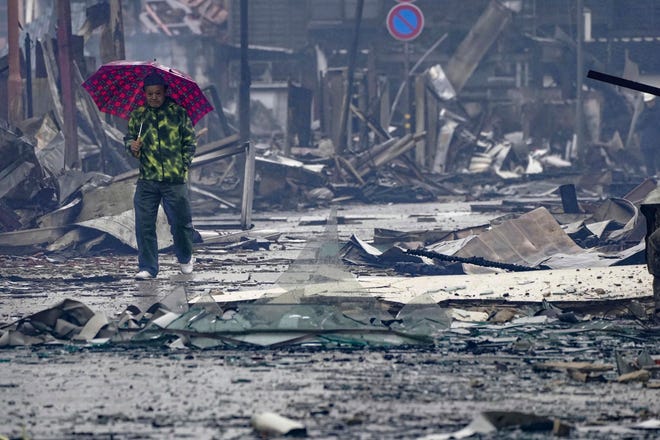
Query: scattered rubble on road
3 209 659 351
3 3 660 439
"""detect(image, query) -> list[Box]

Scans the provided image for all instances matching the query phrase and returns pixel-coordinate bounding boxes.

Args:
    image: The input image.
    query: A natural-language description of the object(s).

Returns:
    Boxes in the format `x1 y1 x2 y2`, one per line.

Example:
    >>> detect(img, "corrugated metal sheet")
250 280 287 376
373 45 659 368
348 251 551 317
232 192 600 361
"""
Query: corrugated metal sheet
529 0 660 37
229 0 309 50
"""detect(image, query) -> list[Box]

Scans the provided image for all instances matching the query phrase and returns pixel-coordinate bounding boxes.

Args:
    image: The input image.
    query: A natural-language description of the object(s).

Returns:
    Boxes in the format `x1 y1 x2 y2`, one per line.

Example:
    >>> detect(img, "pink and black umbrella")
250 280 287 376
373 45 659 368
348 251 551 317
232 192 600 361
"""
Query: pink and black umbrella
81 60 214 126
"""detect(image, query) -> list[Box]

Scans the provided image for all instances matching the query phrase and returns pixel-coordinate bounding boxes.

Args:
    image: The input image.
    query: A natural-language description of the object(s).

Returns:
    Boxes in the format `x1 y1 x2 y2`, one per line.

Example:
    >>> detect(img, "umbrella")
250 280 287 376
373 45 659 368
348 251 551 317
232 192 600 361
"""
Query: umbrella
81 60 214 126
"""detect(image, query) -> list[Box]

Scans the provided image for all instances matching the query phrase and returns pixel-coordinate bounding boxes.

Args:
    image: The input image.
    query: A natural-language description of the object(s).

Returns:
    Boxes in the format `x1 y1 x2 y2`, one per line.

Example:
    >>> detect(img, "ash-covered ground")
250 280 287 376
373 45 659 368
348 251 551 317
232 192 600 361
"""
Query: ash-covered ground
1 201 659 439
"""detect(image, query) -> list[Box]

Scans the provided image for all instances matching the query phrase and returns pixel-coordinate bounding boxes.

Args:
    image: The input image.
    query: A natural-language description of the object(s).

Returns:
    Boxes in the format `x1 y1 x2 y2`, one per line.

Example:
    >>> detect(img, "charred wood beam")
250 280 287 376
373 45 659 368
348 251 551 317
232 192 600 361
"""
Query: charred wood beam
191 144 246 168
189 185 238 210
349 103 390 141
407 248 544 272
335 155 365 186
348 137 399 170
196 133 240 156
112 135 241 183
57 0 79 170
586 70 660 97
144 3 173 36
356 132 425 177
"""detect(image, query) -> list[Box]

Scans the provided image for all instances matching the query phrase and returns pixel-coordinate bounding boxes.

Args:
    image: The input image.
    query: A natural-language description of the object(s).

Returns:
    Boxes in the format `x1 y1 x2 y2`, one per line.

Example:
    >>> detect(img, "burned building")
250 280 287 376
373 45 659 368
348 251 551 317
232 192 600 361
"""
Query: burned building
2 1 660 162
2 0 660 234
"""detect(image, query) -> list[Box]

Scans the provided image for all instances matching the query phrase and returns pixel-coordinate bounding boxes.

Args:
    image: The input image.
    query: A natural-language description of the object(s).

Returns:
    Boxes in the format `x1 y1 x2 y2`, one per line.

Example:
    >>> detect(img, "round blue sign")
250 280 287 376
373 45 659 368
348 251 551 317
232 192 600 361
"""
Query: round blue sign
386 3 424 41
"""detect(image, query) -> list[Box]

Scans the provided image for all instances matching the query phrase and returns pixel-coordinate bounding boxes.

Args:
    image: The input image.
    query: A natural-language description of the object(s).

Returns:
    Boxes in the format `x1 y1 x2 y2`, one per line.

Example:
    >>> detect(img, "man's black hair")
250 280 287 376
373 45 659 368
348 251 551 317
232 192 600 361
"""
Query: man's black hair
143 72 168 89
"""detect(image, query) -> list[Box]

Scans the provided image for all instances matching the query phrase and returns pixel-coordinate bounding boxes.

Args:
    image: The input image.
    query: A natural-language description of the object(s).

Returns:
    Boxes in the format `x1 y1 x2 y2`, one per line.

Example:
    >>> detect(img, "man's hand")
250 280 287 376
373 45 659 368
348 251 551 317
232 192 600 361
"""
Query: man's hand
130 138 142 157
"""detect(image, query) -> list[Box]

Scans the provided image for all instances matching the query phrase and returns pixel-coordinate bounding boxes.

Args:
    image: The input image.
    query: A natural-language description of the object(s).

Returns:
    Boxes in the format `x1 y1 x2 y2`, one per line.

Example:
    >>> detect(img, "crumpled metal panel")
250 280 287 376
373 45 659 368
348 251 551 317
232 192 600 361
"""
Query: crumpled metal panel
125 300 433 348
426 64 456 101
55 171 112 206
592 197 636 225
0 161 35 199
455 207 584 268
77 208 173 250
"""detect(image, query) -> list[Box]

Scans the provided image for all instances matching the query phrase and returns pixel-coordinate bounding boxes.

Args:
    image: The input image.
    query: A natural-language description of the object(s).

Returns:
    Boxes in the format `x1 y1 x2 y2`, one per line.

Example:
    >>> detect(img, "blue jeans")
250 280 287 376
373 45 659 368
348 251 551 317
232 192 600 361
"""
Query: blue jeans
134 179 193 276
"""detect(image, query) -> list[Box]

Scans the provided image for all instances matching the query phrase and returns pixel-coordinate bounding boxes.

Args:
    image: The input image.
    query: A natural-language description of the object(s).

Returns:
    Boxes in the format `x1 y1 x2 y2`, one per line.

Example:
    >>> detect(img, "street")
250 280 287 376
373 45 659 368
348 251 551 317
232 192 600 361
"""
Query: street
1 201 659 439
3 1 660 438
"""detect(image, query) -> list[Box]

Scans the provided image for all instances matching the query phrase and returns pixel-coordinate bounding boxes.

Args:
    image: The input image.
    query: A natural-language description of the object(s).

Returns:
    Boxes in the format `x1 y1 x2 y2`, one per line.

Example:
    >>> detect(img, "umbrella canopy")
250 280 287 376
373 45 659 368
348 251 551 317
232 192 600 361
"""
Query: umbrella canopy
81 60 214 126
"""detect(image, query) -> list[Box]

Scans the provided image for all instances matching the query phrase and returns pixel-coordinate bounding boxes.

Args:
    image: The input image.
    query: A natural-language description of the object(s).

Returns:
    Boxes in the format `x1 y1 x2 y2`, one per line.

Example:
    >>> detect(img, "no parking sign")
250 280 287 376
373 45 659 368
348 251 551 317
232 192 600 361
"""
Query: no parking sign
386 1 424 41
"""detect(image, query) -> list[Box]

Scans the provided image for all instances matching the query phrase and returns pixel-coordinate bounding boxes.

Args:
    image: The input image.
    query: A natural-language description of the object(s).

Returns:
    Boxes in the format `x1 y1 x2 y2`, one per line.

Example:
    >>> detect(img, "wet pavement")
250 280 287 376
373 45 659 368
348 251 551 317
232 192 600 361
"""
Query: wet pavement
1 201 498 323
1 201 659 439
1 330 658 439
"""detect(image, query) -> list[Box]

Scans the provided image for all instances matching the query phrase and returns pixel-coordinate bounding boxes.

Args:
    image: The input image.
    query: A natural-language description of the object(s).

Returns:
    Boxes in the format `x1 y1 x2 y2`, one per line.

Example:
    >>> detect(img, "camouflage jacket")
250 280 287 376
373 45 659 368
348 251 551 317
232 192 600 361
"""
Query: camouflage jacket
124 98 196 183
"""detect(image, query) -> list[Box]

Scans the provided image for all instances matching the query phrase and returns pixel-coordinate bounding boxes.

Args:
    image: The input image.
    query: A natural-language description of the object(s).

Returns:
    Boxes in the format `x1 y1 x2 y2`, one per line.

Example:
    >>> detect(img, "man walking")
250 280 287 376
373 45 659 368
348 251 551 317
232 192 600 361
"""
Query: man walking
641 186 660 323
124 72 196 279
637 93 660 176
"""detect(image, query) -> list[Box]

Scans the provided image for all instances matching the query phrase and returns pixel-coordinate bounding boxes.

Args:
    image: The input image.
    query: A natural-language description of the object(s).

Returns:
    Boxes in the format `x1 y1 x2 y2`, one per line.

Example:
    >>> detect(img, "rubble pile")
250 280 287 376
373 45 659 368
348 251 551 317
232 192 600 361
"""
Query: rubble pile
2 0 657 259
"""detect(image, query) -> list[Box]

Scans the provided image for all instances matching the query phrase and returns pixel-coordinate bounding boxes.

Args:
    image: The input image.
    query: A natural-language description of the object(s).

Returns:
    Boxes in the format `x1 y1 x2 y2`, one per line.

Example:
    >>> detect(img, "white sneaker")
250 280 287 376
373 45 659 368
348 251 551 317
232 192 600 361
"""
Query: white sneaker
135 270 155 280
180 258 194 274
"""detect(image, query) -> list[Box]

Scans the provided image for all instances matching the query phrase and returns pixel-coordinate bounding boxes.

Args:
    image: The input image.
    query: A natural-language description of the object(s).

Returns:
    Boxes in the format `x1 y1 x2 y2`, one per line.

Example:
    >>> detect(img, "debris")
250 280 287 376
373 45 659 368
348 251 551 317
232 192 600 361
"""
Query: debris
532 361 613 373
559 183 581 213
426 64 456 101
420 411 570 440
251 412 307 437
489 308 517 323
617 369 651 383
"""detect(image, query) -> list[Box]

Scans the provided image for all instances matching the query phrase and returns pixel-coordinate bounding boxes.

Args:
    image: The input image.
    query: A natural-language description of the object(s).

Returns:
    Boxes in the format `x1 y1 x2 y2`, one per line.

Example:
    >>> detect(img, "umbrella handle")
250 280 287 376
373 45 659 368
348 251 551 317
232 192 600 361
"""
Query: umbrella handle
133 121 144 159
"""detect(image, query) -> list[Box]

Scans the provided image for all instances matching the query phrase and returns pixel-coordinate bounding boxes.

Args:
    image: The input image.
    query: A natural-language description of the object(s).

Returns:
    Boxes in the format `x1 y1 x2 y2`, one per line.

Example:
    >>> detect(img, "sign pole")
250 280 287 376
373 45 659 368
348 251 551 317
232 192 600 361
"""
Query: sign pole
337 0 365 154
240 0 254 230
7 0 22 124
386 2 424 133
576 0 585 165
404 41 411 134
57 0 79 170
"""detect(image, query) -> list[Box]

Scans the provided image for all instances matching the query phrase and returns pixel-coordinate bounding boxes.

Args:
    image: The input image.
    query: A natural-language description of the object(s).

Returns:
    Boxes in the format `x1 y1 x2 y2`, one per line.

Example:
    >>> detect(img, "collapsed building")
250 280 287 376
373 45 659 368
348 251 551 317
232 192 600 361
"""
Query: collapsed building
0 0 660 247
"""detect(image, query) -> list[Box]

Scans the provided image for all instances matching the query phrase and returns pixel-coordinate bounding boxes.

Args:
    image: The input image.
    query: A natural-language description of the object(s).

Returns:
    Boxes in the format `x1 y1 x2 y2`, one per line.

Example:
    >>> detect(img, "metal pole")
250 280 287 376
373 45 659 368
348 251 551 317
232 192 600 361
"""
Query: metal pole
337 0 364 154
110 0 126 60
25 33 33 118
7 0 23 125
576 0 585 166
403 42 411 134
445 0 513 94
388 33 448 127
57 0 79 169
239 0 254 230
100 0 126 63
